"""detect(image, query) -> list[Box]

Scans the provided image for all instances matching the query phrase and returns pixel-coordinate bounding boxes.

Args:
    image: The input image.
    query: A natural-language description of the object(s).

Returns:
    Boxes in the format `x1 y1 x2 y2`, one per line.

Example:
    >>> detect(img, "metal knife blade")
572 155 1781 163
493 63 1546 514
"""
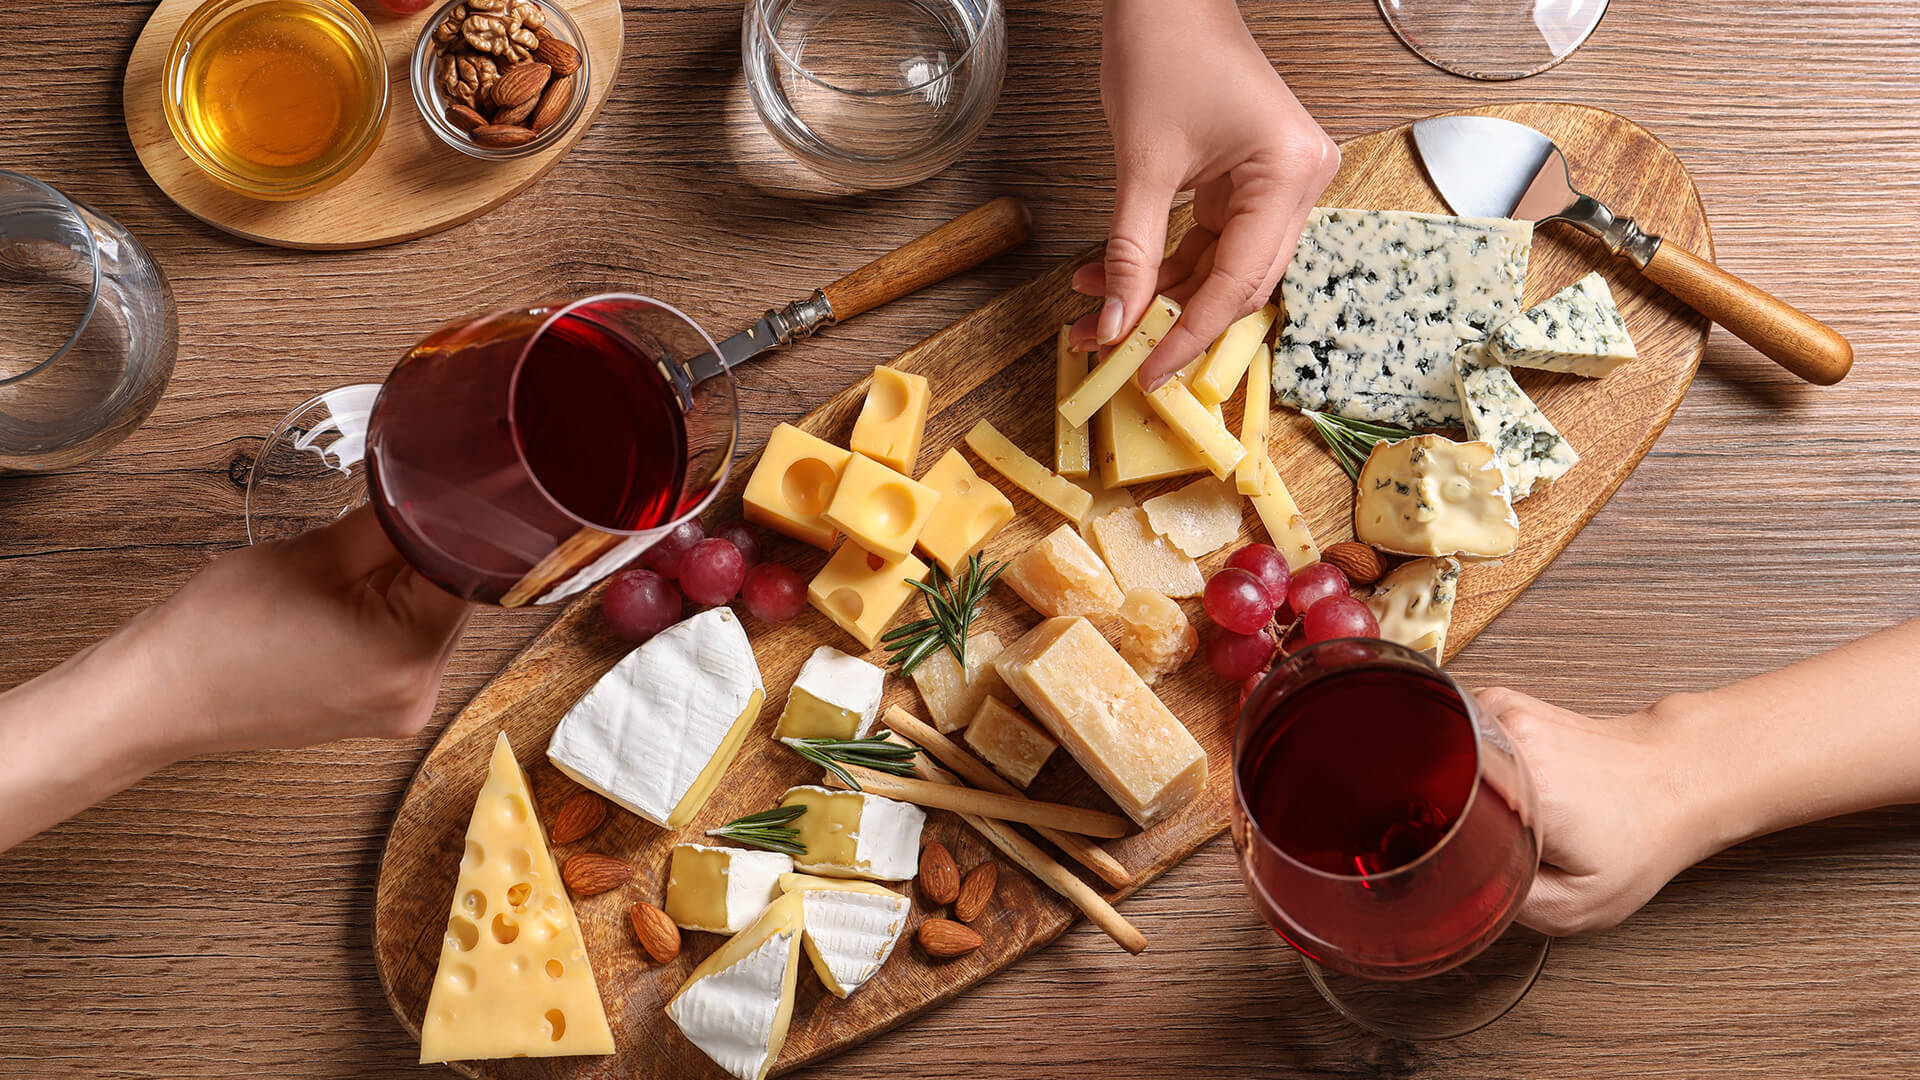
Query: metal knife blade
1412 115 1580 222
684 290 835 385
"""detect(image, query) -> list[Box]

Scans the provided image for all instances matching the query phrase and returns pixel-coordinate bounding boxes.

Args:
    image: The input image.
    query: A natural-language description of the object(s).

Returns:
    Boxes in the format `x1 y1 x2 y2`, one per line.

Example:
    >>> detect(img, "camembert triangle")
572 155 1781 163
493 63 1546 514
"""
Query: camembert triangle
666 890 805 1080
778 873 911 998
418 732 614 1063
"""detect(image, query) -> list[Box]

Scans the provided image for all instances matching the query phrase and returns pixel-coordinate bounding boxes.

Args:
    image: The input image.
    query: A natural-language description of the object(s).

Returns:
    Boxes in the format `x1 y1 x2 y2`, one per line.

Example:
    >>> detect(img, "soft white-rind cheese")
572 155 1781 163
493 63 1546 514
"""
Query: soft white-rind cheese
1452 335 1580 501
1354 435 1519 558
1273 208 1533 428
1486 271 1637 377
773 646 886 743
779 873 910 999
665 892 804 1080
1365 557 1462 660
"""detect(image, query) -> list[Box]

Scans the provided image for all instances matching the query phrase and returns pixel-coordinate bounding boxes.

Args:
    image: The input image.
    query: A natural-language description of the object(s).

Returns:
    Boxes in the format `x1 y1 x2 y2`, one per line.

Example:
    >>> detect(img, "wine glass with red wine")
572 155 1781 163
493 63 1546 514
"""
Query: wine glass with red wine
1233 638 1550 1039
245 294 735 606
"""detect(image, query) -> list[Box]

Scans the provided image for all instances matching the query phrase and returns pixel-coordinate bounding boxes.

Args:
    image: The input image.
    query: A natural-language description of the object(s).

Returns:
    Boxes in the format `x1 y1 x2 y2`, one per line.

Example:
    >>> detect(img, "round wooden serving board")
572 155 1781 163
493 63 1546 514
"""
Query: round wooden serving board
122 0 623 250
374 102 1712 1079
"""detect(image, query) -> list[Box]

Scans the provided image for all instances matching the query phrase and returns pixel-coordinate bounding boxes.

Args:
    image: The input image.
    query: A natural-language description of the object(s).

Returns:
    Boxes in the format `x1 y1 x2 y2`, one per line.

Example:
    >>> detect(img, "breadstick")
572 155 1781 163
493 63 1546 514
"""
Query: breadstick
828 766 1130 839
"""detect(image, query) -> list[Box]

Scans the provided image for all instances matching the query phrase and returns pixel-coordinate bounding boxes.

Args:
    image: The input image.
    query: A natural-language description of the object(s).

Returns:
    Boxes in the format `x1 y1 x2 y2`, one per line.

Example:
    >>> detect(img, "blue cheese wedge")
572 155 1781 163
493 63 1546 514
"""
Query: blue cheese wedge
1487 271 1637 377
772 646 886 743
1452 335 1579 501
1364 557 1461 660
546 608 764 829
1354 435 1519 558
777 873 910 999
665 891 804 1080
1273 208 1533 428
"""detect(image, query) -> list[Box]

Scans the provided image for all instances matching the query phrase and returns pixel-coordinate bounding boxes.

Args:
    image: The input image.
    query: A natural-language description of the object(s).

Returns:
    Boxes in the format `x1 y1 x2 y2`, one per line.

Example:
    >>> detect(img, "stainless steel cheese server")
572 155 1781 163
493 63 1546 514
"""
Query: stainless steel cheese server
1412 115 1852 385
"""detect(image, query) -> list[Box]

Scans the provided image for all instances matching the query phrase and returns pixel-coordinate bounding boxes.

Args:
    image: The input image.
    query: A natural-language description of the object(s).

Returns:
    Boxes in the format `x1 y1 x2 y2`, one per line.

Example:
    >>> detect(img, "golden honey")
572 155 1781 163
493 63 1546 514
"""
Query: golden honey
166 0 387 199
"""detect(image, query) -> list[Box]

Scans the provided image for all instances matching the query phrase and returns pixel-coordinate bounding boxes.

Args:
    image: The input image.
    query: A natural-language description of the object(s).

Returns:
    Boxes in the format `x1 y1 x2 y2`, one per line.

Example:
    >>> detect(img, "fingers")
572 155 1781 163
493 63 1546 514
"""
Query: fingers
394 566 473 656
1516 867 1591 937
1101 162 1180 345
1136 184 1291 390
297 503 405 580
1070 227 1219 351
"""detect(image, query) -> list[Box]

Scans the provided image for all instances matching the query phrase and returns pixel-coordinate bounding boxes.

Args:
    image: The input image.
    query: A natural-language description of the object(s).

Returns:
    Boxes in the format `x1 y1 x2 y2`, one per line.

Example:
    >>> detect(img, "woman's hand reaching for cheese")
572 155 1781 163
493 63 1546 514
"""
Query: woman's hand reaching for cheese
1071 0 1337 390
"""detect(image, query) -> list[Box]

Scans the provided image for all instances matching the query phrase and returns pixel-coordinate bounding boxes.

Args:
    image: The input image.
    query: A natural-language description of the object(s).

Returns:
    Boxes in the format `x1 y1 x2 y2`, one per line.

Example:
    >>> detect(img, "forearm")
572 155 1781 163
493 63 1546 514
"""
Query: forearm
1670 618 1920 855
0 613 193 852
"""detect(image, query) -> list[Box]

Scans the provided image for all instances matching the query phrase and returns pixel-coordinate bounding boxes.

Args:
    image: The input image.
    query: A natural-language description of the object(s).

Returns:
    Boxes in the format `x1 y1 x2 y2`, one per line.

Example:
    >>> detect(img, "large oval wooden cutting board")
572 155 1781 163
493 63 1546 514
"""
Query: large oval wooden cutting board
122 0 622 250
374 103 1710 1078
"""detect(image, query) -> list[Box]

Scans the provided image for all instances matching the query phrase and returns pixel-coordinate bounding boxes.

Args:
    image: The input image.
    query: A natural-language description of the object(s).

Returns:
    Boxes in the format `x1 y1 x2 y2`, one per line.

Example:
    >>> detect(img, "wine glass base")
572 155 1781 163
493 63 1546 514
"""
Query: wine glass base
1301 923 1551 1040
244 384 380 544
1377 0 1608 81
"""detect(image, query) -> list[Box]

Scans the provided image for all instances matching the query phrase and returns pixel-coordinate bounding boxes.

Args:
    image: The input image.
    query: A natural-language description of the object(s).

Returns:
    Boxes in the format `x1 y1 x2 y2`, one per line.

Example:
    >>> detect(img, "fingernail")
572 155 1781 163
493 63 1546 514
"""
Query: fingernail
1096 297 1124 345
1142 371 1169 393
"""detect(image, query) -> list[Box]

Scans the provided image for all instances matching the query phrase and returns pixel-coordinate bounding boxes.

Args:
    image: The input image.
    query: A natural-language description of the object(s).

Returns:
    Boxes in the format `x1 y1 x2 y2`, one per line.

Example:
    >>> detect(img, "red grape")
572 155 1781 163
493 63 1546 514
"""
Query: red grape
602 569 682 642
740 563 807 622
681 538 747 606
1203 568 1279 634
1238 669 1269 709
643 519 706 579
1302 595 1380 645
1287 561 1350 620
711 520 761 568
1225 544 1291 607
1205 627 1276 683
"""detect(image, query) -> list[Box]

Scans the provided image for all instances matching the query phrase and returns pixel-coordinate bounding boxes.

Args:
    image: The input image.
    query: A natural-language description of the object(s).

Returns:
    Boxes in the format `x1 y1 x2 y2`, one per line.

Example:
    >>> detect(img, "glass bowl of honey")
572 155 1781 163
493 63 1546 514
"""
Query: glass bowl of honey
162 0 389 201
411 0 590 160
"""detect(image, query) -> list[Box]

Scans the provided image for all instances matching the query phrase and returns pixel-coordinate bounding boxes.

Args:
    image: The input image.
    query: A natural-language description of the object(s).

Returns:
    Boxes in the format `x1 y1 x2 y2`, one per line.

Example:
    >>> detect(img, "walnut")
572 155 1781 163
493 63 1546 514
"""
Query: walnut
508 0 546 31
467 0 508 12
446 52 500 108
432 6 466 47
461 12 534 61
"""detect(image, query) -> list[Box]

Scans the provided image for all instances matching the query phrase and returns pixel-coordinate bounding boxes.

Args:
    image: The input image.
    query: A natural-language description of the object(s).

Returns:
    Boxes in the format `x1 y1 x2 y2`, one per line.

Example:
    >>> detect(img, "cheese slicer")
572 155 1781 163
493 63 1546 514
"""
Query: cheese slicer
1412 114 1852 385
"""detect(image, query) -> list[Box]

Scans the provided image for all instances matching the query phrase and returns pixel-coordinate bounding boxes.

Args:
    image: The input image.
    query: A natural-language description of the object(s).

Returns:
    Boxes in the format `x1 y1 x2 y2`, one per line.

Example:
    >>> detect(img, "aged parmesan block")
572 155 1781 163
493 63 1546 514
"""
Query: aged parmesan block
1115 588 1198 686
908 629 1010 734
1354 435 1518 558
1088 507 1205 599
1141 477 1244 559
1453 336 1579 501
1273 208 1533 428
994 616 1208 827
963 696 1058 788
1004 524 1126 620
1487 271 1637 377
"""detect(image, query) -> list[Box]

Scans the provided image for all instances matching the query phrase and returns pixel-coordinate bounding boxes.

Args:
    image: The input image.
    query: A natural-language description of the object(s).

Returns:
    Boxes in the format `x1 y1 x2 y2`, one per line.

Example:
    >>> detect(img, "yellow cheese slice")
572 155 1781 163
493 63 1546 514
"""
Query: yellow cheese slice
1092 379 1211 488
1053 326 1093 478
418 733 614 1064
1189 303 1277 405
1057 295 1182 428
1144 378 1247 480
1248 456 1320 572
848 365 931 475
1235 343 1271 496
963 419 1093 522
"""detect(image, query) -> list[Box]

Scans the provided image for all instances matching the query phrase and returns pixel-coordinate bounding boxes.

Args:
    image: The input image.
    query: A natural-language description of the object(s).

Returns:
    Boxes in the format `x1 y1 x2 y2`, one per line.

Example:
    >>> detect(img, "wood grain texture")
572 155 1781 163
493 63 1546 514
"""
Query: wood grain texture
371 103 1711 1079
4 3 1920 1078
122 0 624 249
1639 239 1854 384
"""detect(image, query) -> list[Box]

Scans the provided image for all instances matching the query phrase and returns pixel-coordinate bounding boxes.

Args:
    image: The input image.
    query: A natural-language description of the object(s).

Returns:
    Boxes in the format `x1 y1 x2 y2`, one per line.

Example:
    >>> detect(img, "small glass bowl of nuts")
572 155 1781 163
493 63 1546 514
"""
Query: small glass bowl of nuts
410 0 590 160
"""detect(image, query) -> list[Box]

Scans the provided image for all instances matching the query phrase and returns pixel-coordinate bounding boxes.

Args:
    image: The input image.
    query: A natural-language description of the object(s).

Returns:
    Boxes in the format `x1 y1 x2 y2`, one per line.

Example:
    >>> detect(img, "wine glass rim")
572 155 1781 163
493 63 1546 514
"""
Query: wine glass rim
750 0 997 99
0 170 101 389
504 292 738 538
1231 638 1489 886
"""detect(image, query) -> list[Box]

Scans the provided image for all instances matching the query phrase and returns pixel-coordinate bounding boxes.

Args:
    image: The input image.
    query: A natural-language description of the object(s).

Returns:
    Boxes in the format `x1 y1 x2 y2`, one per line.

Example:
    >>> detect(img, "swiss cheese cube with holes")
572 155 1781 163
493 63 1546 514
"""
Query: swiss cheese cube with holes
418 733 614 1063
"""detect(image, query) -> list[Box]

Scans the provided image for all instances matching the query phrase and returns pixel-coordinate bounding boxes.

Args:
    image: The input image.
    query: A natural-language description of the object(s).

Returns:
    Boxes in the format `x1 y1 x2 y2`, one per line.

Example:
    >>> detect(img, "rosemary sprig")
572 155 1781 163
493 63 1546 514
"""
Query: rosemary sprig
880 553 1005 675
1304 409 1421 481
706 805 807 856
788 736 922 792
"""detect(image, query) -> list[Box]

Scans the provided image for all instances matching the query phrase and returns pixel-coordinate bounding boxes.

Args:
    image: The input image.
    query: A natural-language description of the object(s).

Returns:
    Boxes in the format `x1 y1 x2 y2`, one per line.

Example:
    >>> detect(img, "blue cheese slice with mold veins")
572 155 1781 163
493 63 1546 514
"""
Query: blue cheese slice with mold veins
1273 208 1533 428
1452 335 1579 501
1486 271 1637 377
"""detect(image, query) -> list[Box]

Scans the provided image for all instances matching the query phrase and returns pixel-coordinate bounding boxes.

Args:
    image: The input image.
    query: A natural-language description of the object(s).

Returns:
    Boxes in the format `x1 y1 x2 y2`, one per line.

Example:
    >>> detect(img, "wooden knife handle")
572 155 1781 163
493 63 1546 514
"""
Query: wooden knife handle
1640 241 1853 385
821 196 1033 322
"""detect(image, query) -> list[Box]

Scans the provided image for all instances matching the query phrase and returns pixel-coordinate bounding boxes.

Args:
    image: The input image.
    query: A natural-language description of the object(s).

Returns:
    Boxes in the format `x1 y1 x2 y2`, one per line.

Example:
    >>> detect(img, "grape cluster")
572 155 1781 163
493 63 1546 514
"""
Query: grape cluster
602 518 806 643
1199 542 1380 684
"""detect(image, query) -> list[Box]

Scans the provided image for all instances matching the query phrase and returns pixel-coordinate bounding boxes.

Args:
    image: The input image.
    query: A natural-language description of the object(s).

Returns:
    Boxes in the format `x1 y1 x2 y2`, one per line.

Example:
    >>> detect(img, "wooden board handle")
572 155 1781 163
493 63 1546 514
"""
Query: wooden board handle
822 196 1033 322
1640 241 1852 385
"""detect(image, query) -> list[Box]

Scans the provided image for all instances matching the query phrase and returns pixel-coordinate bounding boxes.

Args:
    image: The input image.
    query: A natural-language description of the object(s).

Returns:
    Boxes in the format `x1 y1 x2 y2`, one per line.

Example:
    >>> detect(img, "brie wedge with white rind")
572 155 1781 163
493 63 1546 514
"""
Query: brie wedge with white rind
772 646 886 743
778 873 910 998
1354 435 1519 559
665 891 804 1080
778 786 925 881
546 608 764 829
1365 557 1462 660
665 843 793 935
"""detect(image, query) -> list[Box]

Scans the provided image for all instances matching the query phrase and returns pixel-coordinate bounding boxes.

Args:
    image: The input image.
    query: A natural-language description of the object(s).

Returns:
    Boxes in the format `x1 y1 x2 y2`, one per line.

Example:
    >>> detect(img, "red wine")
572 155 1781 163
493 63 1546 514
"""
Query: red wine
1235 657 1537 980
366 306 689 603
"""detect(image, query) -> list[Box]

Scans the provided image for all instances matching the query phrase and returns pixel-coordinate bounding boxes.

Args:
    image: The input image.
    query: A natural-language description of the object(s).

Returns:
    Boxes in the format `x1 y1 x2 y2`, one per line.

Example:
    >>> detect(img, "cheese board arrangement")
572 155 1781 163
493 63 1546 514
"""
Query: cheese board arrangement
373 102 1715 1079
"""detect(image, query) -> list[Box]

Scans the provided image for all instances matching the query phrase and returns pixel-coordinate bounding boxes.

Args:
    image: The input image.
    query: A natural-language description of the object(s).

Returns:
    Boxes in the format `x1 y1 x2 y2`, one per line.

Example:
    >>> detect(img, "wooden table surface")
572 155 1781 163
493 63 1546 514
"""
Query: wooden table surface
5 2 1918 1077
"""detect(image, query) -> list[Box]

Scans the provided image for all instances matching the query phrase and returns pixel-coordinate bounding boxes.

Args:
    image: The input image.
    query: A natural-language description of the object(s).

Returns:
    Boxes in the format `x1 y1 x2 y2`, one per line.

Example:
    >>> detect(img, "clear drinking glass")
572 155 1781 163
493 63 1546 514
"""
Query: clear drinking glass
245 295 737 606
1233 639 1551 1039
742 0 1005 188
0 172 177 473
1377 0 1609 80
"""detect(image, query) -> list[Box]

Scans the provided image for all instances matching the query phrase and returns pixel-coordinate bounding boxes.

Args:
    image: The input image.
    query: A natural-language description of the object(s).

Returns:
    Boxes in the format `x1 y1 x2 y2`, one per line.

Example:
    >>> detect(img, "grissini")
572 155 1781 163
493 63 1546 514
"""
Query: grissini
827 765 1131 839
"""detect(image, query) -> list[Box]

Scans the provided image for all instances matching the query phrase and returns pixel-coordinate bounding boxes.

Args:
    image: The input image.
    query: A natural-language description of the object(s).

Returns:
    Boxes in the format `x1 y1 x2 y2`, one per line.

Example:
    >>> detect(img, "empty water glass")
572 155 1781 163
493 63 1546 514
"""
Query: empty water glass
0 172 177 472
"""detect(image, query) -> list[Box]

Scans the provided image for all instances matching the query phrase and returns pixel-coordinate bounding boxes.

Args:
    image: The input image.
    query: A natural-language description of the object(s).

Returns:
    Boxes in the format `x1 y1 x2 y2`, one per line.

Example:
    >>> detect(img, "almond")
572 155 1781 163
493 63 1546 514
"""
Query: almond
470 124 537 148
491 61 552 108
628 901 680 963
919 842 960 906
444 103 487 134
546 791 606 845
533 32 581 76
528 74 572 134
917 918 983 958
1321 541 1386 586
953 862 997 923
492 95 536 127
561 852 632 895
